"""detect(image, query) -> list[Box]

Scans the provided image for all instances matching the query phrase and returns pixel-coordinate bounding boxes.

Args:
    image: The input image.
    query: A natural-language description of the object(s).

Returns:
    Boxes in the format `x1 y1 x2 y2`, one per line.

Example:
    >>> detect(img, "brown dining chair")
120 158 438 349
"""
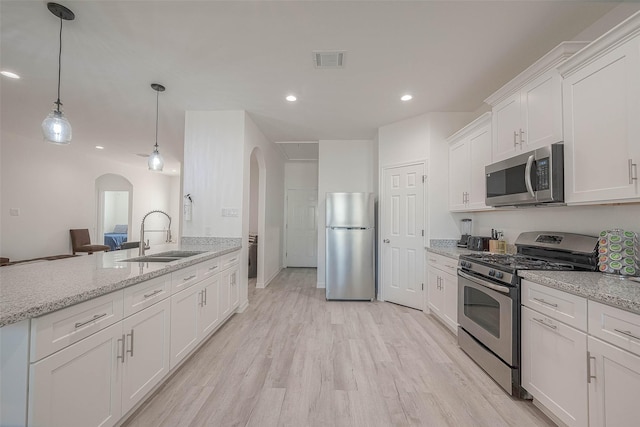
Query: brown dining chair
70 229 110 255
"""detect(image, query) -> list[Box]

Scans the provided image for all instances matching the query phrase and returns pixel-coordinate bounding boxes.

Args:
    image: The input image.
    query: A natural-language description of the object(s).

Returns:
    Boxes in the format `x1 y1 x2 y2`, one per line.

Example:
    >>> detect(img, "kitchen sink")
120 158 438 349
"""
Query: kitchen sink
120 250 207 263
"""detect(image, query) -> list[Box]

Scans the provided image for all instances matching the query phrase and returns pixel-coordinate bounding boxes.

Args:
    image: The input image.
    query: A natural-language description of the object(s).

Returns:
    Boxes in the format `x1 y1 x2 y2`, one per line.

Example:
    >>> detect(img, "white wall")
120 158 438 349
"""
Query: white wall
242 113 285 292
378 112 474 241
0 131 179 261
284 161 318 190
249 153 259 234
182 111 245 238
317 140 375 287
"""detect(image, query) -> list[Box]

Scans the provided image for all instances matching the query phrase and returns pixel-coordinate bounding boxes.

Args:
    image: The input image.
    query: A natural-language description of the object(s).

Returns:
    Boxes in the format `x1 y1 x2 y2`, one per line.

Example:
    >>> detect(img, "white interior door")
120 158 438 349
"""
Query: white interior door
382 163 425 310
286 189 318 267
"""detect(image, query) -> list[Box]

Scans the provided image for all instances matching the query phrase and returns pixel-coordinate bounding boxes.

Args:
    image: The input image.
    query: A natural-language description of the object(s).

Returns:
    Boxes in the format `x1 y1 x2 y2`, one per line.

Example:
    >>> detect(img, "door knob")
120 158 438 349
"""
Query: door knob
383 239 390 243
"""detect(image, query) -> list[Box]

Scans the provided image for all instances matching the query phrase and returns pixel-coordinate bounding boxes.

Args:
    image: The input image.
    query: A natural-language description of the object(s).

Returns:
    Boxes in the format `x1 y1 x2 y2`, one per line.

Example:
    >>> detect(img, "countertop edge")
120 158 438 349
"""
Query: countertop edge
0 245 242 327
519 270 640 316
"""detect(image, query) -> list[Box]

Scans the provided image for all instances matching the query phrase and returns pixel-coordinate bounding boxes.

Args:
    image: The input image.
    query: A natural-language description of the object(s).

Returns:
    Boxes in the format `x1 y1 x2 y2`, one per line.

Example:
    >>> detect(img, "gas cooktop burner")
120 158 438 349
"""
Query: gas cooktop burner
461 253 576 271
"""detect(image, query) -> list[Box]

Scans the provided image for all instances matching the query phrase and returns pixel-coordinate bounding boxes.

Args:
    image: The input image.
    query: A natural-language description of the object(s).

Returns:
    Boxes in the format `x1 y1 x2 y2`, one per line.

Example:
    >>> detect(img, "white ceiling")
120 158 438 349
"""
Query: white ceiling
0 1 635 173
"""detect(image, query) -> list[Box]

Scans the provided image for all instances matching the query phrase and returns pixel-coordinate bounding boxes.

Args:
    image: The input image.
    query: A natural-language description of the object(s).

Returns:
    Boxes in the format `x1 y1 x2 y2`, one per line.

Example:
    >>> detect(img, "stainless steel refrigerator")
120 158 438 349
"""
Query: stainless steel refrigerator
325 192 375 301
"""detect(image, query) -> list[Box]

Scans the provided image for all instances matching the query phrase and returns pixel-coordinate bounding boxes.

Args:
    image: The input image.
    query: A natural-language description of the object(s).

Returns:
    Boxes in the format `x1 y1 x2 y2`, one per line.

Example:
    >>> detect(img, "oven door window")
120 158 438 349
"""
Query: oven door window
463 286 501 338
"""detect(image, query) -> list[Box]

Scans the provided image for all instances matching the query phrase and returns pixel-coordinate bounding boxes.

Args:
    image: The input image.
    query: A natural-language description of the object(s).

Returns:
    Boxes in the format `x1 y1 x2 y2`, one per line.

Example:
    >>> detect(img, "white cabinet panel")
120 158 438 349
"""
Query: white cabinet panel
170 284 201 369
121 298 171 415
521 306 588 427
28 323 123 427
199 276 221 337
588 336 640 427
520 71 563 151
492 93 521 161
562 35 640 204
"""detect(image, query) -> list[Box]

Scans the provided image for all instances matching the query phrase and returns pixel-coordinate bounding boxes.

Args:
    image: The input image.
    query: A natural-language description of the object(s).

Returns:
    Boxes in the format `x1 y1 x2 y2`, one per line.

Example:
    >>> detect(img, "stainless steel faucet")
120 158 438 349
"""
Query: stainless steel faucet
139 210 172 256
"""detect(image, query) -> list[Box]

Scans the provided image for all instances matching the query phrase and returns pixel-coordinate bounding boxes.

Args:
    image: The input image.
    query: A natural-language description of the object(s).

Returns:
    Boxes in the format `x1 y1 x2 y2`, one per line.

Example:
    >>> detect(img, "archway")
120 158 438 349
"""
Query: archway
95 174 133 250
249 147 267 288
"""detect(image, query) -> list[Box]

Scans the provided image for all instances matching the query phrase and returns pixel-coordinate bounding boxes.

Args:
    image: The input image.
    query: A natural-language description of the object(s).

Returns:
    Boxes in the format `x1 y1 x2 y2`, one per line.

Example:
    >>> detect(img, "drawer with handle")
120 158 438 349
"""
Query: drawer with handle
171 265 200 293
30 290 124 362
220 251 240 271
198 257 221 279
588 300 640 357
521 279 587 331
427 252 458 275
123 273 171 317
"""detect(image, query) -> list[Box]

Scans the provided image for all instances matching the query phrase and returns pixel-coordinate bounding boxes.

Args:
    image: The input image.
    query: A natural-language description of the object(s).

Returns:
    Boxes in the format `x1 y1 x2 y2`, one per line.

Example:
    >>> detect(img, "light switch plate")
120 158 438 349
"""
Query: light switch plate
222 208 239 217
9 208 20 216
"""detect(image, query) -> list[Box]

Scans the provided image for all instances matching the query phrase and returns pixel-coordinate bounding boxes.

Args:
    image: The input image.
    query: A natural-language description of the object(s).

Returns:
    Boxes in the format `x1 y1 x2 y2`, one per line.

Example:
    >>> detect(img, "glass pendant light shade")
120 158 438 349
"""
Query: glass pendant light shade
44 3 75 145
42 104 72 144
148 147 164 171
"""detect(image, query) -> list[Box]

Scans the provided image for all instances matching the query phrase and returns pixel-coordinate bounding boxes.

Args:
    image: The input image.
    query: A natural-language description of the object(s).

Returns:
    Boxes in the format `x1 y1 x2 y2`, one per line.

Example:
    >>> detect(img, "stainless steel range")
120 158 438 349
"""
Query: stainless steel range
457 231 598 398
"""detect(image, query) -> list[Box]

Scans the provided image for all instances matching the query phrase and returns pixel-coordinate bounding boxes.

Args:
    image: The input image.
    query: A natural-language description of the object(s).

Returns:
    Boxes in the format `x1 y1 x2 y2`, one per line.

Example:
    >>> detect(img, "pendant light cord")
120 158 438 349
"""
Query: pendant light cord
155 89 159 149
56 15 63 112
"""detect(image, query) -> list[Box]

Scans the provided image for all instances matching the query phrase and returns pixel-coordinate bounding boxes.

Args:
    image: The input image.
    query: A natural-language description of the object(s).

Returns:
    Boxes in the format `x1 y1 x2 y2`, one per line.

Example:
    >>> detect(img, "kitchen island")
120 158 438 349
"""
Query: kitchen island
0 239 242 427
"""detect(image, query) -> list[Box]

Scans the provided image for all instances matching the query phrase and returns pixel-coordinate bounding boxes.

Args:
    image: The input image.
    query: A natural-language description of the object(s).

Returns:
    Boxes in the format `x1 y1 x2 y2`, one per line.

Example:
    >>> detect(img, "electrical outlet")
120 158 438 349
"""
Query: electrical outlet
9 208 20 217
222 208 239 217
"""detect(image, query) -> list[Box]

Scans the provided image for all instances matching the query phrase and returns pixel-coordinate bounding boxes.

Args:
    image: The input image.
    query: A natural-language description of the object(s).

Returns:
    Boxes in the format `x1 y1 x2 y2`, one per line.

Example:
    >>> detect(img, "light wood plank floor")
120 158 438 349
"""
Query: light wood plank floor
123 268 554 427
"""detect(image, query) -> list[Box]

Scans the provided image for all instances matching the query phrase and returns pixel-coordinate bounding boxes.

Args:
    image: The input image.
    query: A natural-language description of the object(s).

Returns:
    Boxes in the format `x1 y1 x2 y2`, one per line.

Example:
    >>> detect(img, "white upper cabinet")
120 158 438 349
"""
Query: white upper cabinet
485 42 588 162
559 14 640 205
448 112 492 212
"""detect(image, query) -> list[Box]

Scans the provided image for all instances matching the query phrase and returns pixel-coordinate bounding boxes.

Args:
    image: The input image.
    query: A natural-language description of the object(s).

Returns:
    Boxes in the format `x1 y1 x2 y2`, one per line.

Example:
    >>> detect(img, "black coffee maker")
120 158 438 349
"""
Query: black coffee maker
457 218 472 248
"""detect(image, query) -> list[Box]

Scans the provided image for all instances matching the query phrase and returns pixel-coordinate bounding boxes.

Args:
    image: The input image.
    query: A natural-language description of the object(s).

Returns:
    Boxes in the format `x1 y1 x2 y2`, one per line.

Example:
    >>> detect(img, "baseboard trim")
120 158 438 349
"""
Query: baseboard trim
257 267 282 289
236 300 249 313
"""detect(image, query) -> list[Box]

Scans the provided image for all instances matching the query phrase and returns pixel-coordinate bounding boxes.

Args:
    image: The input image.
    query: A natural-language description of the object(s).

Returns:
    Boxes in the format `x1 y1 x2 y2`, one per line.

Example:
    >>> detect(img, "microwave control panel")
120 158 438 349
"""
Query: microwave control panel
536 158 550 190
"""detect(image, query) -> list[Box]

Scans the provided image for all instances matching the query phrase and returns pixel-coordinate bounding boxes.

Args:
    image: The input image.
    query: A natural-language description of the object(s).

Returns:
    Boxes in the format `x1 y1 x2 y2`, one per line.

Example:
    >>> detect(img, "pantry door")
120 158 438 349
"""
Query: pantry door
381 163 426 310
285 189 318 267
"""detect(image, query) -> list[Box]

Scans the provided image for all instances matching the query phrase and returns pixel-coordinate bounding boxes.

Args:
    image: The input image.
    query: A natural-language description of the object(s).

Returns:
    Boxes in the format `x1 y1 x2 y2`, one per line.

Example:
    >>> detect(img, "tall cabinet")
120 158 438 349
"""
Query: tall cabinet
448 112 492 212
558 14 640 205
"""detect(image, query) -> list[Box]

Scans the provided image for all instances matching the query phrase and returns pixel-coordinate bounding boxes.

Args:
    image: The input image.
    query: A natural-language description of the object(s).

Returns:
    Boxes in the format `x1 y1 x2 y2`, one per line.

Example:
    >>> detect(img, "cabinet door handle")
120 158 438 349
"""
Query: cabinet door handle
587 351 596 383
75 312 107 328
519 128 525 145
144 289 163 299
614 328 640 341
203 288 207 306
428 258 437 263
117 334 125 363
629 159 637 184
183 275 196 281
533 317 557 330
198 290 203 307
208 266 218 271
513 130 518 147
383 239 390 243
126 329 134 357
533 297 558 308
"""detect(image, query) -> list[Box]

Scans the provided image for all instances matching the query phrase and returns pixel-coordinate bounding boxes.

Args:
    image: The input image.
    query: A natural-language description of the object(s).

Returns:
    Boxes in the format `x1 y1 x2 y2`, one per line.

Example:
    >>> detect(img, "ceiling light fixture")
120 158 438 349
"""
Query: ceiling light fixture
42 2 75 145
286 95 297 102
95 145 104 150
401 94 413 101
148 83 166 171
1 71 20 79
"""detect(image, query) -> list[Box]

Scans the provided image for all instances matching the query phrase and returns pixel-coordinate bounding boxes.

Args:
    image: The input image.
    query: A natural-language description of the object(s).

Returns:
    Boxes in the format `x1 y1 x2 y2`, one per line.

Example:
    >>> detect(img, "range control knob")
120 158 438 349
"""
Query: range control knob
489 269 496 276
496 271 504 279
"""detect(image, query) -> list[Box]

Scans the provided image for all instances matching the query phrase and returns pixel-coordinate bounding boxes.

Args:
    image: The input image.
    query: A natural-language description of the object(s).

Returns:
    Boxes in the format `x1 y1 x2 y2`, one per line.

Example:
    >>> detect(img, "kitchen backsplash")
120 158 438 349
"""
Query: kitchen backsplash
181 236 242 246
430 239 458 248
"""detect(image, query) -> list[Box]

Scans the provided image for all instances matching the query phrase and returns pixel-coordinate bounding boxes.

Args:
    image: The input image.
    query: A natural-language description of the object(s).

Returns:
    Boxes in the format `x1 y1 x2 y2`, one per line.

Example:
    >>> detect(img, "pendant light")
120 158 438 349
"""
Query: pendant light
42 3 75 145
148 83 165 171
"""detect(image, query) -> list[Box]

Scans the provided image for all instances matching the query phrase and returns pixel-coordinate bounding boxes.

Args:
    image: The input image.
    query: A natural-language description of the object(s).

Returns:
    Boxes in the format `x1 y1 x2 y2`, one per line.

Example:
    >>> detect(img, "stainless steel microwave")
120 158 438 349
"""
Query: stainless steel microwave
485 143 564 207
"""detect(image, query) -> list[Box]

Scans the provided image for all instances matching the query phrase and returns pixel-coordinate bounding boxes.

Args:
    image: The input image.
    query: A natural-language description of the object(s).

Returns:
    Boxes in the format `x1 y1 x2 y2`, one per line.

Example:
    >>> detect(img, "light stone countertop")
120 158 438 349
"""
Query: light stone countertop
519 270 640 315
426 246 479 260
0 242 242 327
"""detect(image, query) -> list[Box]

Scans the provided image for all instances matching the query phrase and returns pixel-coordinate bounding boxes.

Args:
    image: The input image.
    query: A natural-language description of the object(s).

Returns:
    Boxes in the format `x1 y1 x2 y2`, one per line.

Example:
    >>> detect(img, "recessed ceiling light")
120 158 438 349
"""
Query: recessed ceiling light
286 95 297 102
401 94 413 101
1 70 20 79
95 145 104 150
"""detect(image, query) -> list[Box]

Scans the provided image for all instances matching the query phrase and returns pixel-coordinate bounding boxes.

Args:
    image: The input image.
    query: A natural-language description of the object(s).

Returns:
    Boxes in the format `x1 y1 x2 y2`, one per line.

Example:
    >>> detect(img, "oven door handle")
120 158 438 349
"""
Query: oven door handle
524 154 535 199
458 270 511 294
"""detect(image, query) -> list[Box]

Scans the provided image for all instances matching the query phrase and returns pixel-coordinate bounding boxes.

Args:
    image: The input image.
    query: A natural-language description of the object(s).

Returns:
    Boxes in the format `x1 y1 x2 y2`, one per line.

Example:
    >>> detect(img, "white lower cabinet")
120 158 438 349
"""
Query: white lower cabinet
28 322 123 427
170 283 202 368
426 253 458 334
121 298 171 415
521 306 588 427
28 298 172 427
587 335 640 427
199 275 221 337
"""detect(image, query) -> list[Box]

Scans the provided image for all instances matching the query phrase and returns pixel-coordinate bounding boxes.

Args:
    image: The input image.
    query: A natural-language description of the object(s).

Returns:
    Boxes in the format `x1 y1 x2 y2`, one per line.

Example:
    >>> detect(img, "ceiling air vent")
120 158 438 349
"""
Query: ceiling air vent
313 51 345 69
